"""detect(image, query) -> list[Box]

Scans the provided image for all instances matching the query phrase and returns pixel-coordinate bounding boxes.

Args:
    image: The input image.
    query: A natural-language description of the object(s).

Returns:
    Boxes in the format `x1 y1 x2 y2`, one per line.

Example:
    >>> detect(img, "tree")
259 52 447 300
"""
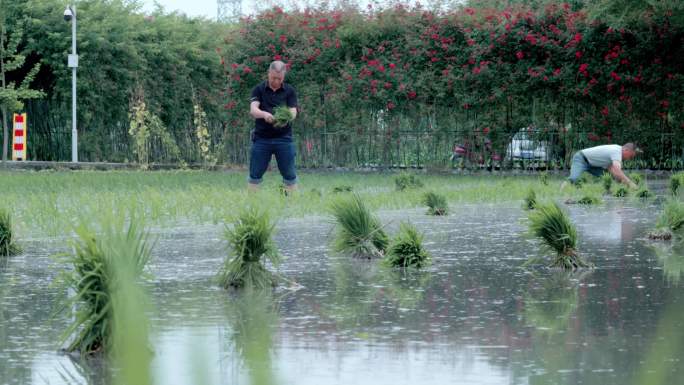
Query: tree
0 15 44 161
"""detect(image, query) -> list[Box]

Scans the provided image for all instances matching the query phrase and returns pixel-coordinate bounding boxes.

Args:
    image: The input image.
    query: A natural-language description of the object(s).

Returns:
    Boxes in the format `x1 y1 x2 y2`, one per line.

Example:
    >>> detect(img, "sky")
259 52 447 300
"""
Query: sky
139 1 445 21
141 0 218 19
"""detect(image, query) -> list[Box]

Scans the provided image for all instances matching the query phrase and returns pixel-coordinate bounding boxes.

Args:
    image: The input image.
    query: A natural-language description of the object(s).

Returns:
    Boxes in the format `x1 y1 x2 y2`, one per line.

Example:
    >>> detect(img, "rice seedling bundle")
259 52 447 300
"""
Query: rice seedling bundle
330 194 388 258
614 186 629 197
528 202 591 270
574 195 601 205
628 172 643 186
670 173 684 196
523 189 537 210
273 105 294 128
394 173 423 191
422 191 448 215
219 208 281 289
0 208 21 256
332 185 353 193
60 218 153 355
649 200 684 240
636 187 653 198
384 223 431 268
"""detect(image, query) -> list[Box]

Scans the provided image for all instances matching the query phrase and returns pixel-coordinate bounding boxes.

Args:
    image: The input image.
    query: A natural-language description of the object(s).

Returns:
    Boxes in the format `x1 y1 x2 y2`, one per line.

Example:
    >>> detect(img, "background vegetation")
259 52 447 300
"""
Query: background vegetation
0 0 681 168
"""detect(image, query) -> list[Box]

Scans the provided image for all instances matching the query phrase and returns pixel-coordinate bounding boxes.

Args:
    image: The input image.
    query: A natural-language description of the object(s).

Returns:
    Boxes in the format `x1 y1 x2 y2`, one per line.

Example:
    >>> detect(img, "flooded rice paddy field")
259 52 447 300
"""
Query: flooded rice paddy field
1 184 683 385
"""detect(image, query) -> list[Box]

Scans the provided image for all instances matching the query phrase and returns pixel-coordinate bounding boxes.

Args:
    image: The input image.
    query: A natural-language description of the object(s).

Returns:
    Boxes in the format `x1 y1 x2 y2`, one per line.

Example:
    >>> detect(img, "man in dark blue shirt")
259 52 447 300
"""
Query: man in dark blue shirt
248 61 299 192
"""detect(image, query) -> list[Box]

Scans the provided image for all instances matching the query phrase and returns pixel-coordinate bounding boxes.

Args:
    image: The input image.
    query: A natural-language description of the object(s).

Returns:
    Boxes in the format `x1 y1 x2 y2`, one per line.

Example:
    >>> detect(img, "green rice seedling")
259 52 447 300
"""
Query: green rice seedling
614 186 629 197
649 200 684 240
670 172 684 196
384 222 431 268
575 172 593 187
539 172 549 186
636 186 653 198
628 172 643 186
272 105 294 128
58 216 153 355
111 243 153 385
219 208 281 289
0 208 21 256
528 202 591 270
523 189 537 210
601 173 613 194
332 185 353 193
577 195 601 205
422 191 448 215
394 172 423 191
330 193 388 258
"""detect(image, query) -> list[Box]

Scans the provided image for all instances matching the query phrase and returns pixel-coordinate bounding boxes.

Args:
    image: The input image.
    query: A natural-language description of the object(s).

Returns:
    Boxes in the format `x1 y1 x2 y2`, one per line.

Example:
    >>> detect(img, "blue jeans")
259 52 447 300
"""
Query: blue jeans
248 137 297 185
568 151 604 183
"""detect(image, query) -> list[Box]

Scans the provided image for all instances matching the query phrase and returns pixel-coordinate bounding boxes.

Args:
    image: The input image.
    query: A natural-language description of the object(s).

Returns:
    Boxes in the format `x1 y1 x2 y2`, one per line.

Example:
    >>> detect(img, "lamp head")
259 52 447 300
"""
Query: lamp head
64 7 73 22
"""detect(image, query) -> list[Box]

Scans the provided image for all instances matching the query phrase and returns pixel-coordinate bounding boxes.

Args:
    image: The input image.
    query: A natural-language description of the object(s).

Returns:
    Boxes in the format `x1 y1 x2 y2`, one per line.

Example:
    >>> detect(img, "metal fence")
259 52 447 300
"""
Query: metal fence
18 98 684 170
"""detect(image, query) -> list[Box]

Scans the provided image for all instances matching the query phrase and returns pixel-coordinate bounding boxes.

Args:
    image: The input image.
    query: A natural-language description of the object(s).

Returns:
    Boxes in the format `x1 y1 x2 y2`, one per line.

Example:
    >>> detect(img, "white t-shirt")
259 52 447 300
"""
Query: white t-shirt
582 145 622 168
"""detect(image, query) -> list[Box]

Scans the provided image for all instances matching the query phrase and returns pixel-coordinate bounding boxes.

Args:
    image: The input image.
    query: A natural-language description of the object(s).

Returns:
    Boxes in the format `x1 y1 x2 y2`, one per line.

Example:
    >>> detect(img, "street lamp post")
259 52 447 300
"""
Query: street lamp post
64 5 78 162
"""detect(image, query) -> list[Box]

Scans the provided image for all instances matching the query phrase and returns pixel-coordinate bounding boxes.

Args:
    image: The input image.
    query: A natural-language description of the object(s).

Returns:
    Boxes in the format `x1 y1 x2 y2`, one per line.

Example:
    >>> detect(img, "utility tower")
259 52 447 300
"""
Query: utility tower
217 0 242 23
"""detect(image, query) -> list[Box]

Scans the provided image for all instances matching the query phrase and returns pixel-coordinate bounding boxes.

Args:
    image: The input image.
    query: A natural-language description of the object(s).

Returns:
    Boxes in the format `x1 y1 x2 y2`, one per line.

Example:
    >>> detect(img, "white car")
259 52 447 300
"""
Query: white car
506 128 549 161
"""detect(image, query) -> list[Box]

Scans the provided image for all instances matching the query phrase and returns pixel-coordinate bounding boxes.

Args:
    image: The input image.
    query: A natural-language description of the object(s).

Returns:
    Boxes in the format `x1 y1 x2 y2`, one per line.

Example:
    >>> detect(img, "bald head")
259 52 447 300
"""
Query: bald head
622 143 640 160
269 60 287 73
267 61 286 90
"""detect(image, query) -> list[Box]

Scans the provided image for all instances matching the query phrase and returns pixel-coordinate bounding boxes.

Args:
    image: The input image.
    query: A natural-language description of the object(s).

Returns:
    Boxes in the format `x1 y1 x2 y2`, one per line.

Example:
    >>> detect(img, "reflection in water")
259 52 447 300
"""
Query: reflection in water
524 271 587 335
224 289 279 385
652 241 684 286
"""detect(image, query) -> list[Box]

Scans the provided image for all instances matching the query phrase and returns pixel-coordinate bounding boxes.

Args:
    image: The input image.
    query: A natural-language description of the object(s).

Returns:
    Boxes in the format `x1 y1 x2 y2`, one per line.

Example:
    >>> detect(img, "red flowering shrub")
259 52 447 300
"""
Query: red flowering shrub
219 3 683 167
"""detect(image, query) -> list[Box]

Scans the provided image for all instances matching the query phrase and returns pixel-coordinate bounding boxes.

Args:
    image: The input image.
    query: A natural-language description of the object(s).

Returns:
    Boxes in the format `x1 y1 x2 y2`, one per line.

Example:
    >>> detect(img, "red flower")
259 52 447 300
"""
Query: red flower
279 35 287 43
579 63 588 73
231 63 239 70
661 100 670 109
553 68 562 76
472 67 481 75
274 54 282 60
242 66 252 74
384 82 392 90
573 33 582 43
525 34 537 45
601 106 609 116
483 127 490 134
575 51 583 59
516 51 524 60
407 91 417 99
465 7 475 15
387 102 395 110
610 71 621 81
467 39 475 46
389 63 396 69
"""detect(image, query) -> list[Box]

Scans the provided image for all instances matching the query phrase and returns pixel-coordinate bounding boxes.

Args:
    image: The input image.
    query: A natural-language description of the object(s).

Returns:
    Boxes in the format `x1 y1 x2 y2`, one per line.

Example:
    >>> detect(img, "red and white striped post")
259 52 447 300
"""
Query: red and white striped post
12 113 27 161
